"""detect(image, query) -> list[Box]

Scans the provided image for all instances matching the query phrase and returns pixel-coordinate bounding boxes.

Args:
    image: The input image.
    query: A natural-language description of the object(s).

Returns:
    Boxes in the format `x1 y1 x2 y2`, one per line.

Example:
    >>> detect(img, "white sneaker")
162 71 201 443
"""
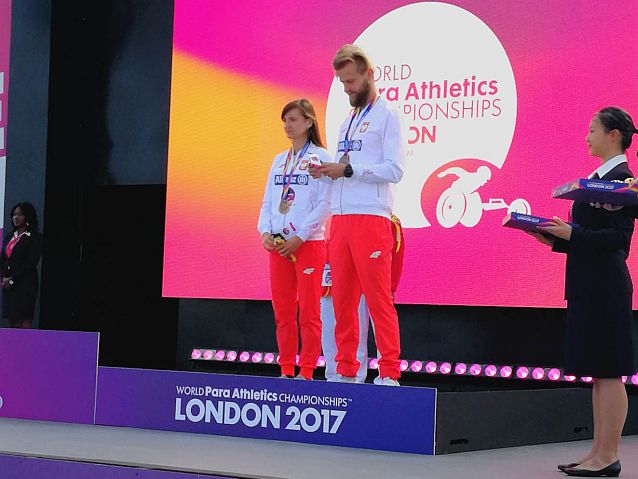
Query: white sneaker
336 374 357 383
295 375 311 380
374 376 400 386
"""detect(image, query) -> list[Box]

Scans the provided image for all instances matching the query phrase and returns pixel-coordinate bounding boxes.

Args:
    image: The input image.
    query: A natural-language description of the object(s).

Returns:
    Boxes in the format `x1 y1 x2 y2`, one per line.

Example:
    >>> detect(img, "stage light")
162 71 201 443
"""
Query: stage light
425 361 437 374
251 352 263 363
188 347 638 388
532 367 546 380
484 365 497 377
547 368 561 381
202 350 214 360
499 366 512 378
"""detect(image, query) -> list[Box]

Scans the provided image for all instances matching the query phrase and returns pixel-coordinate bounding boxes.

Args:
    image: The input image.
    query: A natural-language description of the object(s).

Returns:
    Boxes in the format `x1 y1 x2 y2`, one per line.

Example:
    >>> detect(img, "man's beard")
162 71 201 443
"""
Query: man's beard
349 79 371 107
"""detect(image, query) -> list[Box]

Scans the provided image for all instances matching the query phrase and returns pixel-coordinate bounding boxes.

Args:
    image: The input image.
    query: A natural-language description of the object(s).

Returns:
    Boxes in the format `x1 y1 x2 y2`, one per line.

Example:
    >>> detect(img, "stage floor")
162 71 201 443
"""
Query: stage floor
1 418 638 479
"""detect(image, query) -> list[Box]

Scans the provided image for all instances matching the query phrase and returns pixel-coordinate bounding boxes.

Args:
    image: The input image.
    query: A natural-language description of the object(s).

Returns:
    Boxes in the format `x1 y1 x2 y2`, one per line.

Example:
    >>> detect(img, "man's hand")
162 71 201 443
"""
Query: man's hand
309 164 323 179
316 162 347 180
261 233 275 252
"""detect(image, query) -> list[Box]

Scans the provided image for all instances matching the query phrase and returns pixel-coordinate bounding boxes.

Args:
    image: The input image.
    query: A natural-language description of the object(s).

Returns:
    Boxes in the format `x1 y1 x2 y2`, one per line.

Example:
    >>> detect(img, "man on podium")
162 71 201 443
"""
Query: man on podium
313 44 405 385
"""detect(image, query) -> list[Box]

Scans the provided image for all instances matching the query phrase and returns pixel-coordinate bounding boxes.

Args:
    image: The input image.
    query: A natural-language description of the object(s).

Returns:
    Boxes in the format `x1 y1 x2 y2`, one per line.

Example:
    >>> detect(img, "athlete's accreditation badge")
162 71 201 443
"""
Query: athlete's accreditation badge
322 264 332 287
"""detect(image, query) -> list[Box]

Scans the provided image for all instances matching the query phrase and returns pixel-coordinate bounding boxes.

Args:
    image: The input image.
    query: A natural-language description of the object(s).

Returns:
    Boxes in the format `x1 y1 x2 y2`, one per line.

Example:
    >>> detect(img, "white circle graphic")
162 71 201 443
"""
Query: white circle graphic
326 2 517 228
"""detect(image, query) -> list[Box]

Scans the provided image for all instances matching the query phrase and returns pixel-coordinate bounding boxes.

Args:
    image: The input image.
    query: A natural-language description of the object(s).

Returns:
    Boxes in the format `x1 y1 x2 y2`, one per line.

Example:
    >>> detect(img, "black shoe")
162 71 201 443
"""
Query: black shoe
559 463 580 472
564 460 621 477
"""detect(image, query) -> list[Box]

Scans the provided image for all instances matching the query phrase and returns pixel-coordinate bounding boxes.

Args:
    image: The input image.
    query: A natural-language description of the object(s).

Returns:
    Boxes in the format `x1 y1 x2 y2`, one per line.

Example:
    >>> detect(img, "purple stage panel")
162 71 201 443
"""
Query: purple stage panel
0 454 225 479
0 329 99 424
95 367 436 455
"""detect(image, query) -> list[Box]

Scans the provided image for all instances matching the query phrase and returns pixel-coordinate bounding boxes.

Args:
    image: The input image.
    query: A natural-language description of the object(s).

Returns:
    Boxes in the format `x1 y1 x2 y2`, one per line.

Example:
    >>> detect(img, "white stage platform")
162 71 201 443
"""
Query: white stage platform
2 417 638 479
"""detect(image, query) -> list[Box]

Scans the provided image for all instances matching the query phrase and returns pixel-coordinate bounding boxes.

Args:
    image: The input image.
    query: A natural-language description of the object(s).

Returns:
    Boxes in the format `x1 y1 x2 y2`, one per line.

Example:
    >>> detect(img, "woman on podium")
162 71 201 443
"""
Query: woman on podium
257 99 332 380
529 107 637 477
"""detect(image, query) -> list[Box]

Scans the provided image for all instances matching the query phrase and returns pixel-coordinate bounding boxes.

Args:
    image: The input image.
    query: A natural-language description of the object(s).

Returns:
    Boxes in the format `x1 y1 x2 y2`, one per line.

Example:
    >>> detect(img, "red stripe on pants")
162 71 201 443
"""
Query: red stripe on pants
330 215 401 379
269 240 326 375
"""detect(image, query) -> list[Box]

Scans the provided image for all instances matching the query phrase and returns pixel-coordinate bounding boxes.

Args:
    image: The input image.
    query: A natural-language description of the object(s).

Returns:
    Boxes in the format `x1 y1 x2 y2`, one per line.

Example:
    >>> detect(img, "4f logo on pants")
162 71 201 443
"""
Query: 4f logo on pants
303 268 315 275
369 251 382 259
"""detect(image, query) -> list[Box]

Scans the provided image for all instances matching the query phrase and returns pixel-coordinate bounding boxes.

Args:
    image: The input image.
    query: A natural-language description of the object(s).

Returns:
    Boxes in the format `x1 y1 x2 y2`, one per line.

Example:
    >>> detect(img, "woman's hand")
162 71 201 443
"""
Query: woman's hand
537 216 572 240
1 277 10 289
261 233 275 252
525 231 555 246
277 236 303 257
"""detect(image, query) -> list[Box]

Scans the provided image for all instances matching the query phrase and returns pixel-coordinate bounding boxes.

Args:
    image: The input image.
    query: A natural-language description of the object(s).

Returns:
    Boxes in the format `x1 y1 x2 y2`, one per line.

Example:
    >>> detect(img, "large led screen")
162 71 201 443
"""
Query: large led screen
0 0 11 229
163 1 638 307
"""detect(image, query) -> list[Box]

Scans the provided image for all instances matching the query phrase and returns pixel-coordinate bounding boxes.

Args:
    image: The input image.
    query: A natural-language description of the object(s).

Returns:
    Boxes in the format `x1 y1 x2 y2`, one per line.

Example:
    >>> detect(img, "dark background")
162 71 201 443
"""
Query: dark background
5 0 632 373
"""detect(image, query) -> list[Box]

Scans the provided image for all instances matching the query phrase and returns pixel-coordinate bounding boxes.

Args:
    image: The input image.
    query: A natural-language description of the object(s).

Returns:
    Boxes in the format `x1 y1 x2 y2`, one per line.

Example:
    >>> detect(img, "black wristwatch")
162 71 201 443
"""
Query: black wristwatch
343 164 353 178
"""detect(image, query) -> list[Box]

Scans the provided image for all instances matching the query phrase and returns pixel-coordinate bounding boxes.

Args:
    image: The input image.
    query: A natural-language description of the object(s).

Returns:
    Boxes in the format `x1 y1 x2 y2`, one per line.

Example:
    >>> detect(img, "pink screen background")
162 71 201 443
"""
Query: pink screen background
164 0 638 307
1 0 10 157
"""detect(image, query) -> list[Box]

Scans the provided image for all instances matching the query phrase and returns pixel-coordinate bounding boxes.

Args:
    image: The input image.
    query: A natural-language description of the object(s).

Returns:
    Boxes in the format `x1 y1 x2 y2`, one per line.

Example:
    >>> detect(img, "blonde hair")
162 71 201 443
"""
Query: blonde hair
332 44 374 73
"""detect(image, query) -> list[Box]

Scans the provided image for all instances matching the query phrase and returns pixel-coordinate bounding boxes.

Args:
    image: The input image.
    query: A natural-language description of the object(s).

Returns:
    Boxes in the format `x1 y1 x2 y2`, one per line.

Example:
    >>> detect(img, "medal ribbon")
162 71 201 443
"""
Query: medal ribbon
390 214 402 253
280 141 310 202
342 96 379 156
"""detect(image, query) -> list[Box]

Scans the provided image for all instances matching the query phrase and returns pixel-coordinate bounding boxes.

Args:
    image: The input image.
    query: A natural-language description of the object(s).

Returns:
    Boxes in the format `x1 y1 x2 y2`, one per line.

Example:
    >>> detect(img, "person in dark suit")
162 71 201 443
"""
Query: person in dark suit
529 107 637 477
0 202 43 329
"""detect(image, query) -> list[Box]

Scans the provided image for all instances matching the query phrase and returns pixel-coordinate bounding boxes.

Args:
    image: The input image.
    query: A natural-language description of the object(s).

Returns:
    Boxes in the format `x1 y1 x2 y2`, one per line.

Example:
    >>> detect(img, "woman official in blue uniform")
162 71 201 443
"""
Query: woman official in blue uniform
529 107 637 477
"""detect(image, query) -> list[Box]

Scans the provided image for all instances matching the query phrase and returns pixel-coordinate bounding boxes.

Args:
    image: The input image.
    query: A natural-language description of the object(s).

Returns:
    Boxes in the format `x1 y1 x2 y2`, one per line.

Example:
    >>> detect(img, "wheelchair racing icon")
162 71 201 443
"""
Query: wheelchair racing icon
436 166 531 228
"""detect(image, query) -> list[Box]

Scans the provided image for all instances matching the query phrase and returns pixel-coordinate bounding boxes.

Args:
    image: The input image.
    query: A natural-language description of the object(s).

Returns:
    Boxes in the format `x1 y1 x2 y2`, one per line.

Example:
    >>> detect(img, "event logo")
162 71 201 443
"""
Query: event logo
174 385 349 434
326 2 519 228
434 164 530 228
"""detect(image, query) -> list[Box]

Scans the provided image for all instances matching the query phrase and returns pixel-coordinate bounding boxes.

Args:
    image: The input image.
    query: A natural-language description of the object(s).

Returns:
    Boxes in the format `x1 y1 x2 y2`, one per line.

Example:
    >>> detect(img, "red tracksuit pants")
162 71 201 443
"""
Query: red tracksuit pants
330 215 401 379
269 240 326 378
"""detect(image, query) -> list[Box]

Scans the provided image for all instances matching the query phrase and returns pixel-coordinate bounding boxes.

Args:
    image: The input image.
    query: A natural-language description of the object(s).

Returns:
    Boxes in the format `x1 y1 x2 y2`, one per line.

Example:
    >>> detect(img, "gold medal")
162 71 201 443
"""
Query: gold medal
339 153 350 165
279 200 290 214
